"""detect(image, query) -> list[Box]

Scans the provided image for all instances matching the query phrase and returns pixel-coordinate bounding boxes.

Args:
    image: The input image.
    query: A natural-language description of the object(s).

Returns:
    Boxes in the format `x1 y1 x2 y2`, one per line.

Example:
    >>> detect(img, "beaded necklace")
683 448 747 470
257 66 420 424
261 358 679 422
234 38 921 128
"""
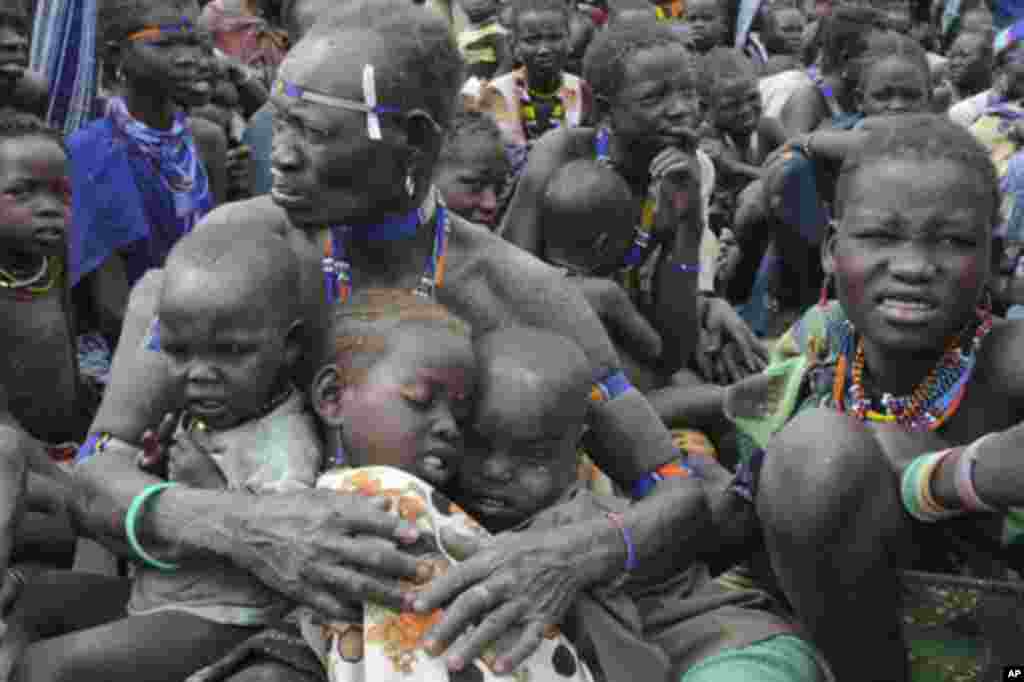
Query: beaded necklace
185 384 296 435
0 255 58 301
654 0 685 21
521 83 567 142
322 191 450 305
831 305 994 431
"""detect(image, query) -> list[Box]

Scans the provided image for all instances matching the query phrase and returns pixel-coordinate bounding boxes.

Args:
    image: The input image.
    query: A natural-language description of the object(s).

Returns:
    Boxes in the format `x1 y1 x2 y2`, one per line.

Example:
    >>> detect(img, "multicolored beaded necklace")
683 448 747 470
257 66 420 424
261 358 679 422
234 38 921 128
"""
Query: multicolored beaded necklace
521 82 567 141
0 255 58 301
321 192 450 305
594 128 656 269
831 305 994 431
654 0 685 21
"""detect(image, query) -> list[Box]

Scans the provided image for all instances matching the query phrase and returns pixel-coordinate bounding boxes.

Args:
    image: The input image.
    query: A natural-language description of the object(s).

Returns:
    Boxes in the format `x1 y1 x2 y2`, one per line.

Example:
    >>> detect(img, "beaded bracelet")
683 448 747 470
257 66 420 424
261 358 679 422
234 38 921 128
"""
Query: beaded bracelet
673 263 701 274
631 459 694 499
589 371 633 404
730 448 765 503
955 434 1000 513
605 512 637 590
900 450 964 523
125 483 181 572
75 432 114 465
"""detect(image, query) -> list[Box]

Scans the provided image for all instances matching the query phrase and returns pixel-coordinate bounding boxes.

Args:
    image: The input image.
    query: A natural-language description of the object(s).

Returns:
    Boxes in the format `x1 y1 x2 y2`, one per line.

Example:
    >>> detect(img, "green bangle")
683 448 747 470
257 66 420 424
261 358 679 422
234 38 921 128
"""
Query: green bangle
126 482 180 572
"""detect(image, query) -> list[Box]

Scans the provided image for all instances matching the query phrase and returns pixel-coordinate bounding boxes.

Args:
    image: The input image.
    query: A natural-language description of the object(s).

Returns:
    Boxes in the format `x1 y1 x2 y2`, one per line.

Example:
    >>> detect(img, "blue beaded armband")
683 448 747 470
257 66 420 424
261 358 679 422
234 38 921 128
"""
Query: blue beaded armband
730 448 766 503
144 317 161 352
631 459 695 499
589 371 633 404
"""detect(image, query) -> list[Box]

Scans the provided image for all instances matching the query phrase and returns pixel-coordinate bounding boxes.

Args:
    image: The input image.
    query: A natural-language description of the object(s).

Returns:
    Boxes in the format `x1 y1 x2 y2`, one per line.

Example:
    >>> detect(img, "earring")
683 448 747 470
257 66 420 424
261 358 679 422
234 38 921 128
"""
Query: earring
405 172 416 199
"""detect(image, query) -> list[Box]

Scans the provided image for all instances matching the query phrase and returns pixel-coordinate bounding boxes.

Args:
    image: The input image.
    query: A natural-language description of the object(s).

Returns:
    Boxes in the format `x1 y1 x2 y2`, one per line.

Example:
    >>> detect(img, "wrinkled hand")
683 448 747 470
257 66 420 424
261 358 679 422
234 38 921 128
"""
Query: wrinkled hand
136 412 178 479
696 297 767 384
573 276 663 362
410 525 602 675
231 489 423 614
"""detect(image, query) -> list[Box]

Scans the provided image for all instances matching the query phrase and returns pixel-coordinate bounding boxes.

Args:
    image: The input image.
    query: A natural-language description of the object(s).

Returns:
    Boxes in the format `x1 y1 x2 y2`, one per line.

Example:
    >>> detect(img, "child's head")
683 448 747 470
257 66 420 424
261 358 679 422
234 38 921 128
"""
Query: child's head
584 17 699 149
158 219 304 431
99 0 212 108
959 7 993 35
699 47 762 137
312 289 476 486
509 0 571 85
947 30 993 92
813 6 883 77
0 1 29 87
685 0 727 53
994 27 1024 101
0 112 70 260
456 327 591 532
434 110 509 230
762 5 806 57
853 31 932 116
540 159 639 276
828 115 999 355
459 0 500 25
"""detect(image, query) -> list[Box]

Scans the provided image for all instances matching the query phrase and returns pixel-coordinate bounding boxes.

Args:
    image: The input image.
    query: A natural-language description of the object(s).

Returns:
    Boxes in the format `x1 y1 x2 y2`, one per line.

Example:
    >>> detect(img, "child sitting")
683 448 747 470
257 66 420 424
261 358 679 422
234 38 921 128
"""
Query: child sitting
0 1 47 118
456 0 508 81
727 114 1022 682
468 0 594 179
5 217 321 681
70 0 216 344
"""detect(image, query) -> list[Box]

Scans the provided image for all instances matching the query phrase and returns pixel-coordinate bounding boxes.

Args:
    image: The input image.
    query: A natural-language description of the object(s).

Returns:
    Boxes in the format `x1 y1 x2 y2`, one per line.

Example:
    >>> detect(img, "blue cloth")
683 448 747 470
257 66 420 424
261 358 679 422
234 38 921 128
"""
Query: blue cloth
68 111 212 287
1003 152 1024 242
244 102 274 196
994 0 1024 31
30 0 98 137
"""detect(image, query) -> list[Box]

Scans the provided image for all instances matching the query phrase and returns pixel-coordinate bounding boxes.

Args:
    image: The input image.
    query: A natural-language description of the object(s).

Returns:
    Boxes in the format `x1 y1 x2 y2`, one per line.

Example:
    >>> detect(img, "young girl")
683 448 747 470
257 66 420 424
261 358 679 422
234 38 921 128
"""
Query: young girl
69 0 216 343
467 0 593 179
727 114 1020 682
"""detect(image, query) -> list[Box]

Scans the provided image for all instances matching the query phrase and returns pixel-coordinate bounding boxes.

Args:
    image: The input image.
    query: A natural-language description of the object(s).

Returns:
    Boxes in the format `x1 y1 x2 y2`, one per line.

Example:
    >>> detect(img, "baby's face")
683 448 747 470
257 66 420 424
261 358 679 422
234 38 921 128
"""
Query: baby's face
456 360 583 532
711 77 762 137
0 137 70 258
340 326 476 483
159 265 293 430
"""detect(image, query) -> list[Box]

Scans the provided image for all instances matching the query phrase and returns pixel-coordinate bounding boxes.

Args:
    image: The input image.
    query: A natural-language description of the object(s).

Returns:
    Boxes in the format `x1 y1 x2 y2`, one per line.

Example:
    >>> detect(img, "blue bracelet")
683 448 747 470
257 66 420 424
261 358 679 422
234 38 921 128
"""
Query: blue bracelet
606 512 638 573
673 262 701 274
144 317 162 352
590 371 633 403
126 483 180 572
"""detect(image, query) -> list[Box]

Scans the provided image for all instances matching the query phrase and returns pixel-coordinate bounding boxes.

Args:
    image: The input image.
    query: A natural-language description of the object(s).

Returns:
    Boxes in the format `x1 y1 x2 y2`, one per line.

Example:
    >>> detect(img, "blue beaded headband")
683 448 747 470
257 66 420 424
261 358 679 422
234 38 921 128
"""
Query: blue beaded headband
274 65 401 140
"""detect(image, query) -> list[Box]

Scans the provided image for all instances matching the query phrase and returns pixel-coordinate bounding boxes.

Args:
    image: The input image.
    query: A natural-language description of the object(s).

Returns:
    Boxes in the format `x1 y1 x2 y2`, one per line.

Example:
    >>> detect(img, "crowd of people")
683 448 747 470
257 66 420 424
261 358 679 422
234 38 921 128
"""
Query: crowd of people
2 0 1024 680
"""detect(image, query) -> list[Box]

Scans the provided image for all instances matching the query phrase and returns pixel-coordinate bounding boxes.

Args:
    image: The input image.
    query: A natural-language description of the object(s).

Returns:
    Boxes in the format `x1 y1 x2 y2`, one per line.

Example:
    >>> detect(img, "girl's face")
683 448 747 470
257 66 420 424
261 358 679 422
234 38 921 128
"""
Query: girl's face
337 326 477 480
120 2 212 107
858 56 930 117
827 158 993 356
0 137 70 259
434 132 509 229
610 44 701 152
514 9 570 85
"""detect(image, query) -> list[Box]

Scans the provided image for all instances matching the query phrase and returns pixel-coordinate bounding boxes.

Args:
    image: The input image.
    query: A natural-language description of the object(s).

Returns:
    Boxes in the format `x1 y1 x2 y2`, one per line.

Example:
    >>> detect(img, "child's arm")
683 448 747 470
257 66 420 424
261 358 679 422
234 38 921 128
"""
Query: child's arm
190 117 229 207
646 383 730 433
496 126 569 255
778 84 829 137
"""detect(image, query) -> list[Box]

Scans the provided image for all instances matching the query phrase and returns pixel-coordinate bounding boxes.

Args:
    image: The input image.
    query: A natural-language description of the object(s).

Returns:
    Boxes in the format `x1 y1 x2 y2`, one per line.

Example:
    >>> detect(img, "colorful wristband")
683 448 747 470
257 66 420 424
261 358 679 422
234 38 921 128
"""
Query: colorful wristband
125 483 180 572
589 371 633 404
631 459 693 499
955 435 1000 513
900 450 963 523
673 262 701 274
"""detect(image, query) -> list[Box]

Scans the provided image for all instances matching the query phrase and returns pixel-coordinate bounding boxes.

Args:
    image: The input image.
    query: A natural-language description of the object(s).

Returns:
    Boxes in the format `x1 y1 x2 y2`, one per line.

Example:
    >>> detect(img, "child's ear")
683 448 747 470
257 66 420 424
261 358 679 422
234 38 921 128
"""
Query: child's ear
311 365 345 427
821 219 839 276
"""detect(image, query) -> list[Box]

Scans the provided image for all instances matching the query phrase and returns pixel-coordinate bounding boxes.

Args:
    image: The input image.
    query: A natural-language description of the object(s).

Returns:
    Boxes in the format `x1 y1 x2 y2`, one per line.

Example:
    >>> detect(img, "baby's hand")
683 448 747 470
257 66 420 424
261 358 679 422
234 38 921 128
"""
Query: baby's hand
168 429 227 490
649 147 701 242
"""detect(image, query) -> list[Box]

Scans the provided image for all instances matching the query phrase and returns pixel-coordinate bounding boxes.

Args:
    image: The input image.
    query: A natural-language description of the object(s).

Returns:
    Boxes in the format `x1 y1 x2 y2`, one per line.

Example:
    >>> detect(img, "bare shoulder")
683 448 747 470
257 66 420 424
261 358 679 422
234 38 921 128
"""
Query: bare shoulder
448 212 552 281
200 196 291 237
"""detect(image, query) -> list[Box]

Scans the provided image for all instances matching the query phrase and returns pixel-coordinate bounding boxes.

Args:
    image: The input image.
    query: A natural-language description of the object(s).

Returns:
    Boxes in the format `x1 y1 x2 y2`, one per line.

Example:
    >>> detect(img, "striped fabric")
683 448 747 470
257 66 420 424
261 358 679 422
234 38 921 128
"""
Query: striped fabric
30 0 99 137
